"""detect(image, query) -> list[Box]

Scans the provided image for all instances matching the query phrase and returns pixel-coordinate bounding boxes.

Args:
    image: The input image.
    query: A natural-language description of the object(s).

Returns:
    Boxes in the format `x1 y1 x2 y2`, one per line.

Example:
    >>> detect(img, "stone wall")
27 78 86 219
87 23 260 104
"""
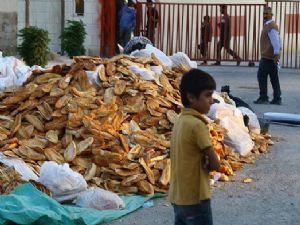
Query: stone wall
17 0 101 55
64 0 101 55
0 0 18 55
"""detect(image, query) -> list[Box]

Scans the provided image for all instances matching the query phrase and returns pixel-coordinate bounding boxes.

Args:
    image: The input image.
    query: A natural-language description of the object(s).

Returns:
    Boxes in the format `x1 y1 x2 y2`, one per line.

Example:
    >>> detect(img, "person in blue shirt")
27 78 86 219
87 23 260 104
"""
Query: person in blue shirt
254 7 282 105
118 0 136 47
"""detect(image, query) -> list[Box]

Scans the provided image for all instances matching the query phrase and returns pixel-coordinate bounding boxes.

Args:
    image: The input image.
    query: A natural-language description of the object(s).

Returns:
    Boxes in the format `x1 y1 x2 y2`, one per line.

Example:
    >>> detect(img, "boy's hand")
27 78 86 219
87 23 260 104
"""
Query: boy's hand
203 154 210 169
203 146 220 171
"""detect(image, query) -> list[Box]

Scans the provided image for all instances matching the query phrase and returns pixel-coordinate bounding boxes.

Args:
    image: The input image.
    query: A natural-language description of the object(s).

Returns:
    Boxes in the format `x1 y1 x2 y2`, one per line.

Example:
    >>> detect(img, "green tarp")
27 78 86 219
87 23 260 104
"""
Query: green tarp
0 184 165 225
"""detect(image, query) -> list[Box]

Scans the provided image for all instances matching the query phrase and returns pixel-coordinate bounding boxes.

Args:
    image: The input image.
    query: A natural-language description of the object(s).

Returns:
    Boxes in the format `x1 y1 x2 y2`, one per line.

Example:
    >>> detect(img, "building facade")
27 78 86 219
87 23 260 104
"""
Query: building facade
17 0 101 55
0 0 18 55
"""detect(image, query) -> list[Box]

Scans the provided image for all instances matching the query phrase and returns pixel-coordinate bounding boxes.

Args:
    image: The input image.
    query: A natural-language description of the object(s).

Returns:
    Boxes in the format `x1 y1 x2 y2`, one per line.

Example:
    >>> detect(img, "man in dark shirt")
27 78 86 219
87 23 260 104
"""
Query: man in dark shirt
213 5 241 66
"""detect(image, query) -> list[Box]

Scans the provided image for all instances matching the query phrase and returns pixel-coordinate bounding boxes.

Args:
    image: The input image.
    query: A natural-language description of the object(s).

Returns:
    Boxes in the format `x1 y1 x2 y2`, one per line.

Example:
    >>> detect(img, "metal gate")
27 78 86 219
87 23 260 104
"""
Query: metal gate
267 1 300 68
135 1 300 69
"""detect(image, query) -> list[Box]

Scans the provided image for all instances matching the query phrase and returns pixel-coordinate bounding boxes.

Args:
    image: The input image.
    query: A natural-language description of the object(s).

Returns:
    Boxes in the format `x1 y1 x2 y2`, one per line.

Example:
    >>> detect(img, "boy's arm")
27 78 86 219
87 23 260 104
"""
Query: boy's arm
203 146 220 171
193 122 220 171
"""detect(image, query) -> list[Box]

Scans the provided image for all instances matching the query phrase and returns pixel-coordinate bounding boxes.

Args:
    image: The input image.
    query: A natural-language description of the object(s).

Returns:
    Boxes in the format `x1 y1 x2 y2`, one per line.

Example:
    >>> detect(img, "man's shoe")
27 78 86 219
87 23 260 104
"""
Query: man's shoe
253 98 269 104
212 61 221 66
270 99 282 105
248 62 255 67
200 62 208 66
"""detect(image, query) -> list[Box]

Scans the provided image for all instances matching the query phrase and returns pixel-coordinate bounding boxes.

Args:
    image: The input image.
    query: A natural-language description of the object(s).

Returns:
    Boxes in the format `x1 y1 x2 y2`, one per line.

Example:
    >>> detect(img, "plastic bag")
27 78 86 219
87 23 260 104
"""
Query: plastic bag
86 65 102 87
15 66 32 87
207 103 254 156
38 161 87 202
129 65 160 85
212 92 225 104
208 103 245 128
0 64 15 91
130 49 151 58
169 52 197 71
138 44 173 69
74 187 125 210
0 153 38 181
220 116 254 156
239 107 261 134
150 65 163 76
0 53 32 90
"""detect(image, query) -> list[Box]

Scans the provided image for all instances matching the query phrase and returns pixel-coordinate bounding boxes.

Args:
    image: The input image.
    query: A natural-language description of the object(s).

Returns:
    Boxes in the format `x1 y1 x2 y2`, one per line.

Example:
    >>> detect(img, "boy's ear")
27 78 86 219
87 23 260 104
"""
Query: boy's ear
187 92 195 104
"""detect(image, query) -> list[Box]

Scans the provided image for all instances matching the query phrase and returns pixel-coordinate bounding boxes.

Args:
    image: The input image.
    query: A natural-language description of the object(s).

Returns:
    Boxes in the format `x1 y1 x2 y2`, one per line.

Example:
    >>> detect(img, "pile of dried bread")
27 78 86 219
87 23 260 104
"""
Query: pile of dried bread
0 54 272 195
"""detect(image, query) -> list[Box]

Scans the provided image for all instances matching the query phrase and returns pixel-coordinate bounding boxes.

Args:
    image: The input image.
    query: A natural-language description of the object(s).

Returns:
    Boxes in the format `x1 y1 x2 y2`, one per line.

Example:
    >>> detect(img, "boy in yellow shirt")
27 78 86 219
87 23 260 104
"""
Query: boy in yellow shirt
168 69 220 225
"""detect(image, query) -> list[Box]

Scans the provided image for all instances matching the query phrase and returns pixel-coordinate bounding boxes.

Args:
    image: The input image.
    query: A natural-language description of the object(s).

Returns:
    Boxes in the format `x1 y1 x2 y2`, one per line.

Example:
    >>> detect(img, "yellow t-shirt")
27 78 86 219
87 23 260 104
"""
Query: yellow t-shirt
168 108 212 205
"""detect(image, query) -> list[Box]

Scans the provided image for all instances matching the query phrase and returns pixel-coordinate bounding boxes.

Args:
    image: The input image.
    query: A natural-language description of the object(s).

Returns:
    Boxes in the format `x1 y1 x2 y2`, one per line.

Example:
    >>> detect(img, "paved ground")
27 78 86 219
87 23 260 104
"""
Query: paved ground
106 64 300 225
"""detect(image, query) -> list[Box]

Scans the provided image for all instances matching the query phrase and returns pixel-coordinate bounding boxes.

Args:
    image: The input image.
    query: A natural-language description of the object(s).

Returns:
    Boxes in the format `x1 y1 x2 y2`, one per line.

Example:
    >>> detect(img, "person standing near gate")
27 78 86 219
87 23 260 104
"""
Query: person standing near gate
118 0 136 47
254 6 282 105
199 15 213 66
213 5 241 66
146 0 159 44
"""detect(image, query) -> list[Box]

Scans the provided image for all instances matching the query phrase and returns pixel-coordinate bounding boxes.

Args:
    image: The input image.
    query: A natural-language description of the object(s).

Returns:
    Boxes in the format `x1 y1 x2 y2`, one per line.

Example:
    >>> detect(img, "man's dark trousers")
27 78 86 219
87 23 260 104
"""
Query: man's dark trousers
257 58 281 100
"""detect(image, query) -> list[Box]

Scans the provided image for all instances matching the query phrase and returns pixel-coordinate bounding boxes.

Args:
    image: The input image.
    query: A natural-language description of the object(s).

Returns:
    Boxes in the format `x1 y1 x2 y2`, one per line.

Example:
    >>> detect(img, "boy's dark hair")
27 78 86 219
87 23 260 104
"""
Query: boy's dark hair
180 69 216 107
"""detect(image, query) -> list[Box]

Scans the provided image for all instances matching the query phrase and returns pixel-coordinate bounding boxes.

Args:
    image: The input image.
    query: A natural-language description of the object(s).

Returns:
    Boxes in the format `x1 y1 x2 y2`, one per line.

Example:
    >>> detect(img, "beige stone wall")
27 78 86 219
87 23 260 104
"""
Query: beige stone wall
0 0 18 54
17 0 100 55
0 0 18 12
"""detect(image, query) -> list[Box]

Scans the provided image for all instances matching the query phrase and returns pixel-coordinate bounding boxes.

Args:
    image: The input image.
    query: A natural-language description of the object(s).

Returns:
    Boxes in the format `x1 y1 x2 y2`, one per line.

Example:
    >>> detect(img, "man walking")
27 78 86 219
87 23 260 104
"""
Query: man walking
213 5 241 66
254 6 282 105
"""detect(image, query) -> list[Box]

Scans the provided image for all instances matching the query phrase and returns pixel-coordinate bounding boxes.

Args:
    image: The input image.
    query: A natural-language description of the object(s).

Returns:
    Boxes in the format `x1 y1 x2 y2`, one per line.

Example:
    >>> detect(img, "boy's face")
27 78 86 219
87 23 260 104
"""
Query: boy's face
187 90 214 114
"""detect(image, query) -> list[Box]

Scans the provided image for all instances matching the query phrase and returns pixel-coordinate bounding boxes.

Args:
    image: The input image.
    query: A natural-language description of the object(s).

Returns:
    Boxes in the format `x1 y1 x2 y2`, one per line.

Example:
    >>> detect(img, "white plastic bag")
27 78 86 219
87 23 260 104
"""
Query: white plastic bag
74 187 125 210
140 44 173 69
220 116 254 156
129 65 156 80
212 92 225 104
38 161 88 202
0 153 38 181
86 65 102 87
169 52 197 70
15 66 32 87
129 65 161 85
208 103 245 128
0 64 15 90
207 103 254 156
0 53 32 90
130 49 150 58
239 107 261 134
150 65 163 76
